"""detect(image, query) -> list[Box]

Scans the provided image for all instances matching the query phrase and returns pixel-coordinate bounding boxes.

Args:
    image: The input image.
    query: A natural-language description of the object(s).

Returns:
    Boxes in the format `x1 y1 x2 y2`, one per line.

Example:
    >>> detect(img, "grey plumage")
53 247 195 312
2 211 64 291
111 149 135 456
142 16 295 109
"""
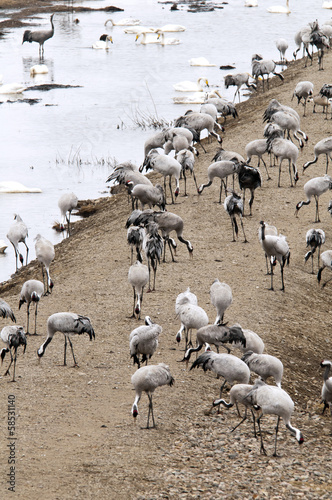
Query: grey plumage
292 81 314 116
131 363 174 428
143 221 163 291
0 299 16 322
245 138 270 180
224 72 256 102
22 14 55 57
224 192 247 243
259 221 290 291
197 159 239 203
129 316 162 368
175 148 198 196
210 279 232 325
241 350 284 388
127 225 145 264
128 182 166 211
296 175 332 223
128 261 149 319
34 234 55 294
58 192 78 234
37 312 95 366
304 228 325 274
303 137 332 174
237 161 262 215
174 111 223 153
19 279 44 335
213 383 257 435
141 150 181 204
0 325 27 381
251 54 284 91
266 132 299 187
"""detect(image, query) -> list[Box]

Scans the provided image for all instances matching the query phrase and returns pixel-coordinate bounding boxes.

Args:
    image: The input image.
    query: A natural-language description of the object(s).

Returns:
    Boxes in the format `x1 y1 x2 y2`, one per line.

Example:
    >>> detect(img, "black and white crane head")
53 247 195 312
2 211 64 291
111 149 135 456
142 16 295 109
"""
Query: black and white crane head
0 325 27 382
224 190 248 243
320 359 332 416
37 312 95 367
131 363 174 428
304 228 325 274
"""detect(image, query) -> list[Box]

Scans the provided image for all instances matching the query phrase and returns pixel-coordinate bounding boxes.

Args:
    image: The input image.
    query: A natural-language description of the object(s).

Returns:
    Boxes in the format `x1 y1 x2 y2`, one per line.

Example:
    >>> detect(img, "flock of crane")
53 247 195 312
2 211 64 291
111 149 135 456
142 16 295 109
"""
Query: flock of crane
1 9 332 459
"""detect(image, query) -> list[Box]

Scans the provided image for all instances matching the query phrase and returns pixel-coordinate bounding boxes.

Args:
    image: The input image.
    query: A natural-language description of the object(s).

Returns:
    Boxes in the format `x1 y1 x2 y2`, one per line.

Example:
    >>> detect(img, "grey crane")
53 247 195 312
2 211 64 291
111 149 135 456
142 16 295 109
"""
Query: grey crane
175 298 209 350
22 14 55 57
266 131 299 187
197 159 239 203
143 221 163 292
205 94 238 122
292 81 314 116
259 220 290 291
141 149 181 204
34 234 55 294
224 191 248 243
58 192 78 234
295 175 332 223
131 363 174 428
106 161 152 189
258 221 278 275
309 31 329 70
317 250 332 287
127 225 145 264
309 93 330 117
175 287 197 316
241 350 284 388
263 98 301 123
320 360 332 416
144 130 168 157
190 351 250 398
0 325 27 382
268 110 307 148
7 214 29 272
126 209 193 262
175 148 198 196
245 138 270 180
275 38 288 65
303 137 332 174
182 324 246 362
210 279 232 325
237 161 262 215
174 110 223 153
0 299 16 322
37 312 95 367
247 380 304 456
164 128 198 156
127 182 166 211
213 383 257 435
304 228 325 274
212 147 245 164
224 72 256 102
129 316 162 368
251 54 284 91
19 279 44 335
128 261 149 319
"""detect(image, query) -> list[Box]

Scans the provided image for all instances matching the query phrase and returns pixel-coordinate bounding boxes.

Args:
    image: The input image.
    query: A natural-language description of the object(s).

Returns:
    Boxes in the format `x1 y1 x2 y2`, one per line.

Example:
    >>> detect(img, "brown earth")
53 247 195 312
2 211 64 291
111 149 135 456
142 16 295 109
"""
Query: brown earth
0 5 332 498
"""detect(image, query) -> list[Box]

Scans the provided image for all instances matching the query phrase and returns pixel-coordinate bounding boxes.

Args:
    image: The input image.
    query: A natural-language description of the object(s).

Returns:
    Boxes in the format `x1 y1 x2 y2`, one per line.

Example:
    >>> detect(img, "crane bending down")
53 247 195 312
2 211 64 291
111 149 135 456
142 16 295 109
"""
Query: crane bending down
247 380 304 456
22 14 55 57
0 325 27 382
259 220 290 291
317 250 332 287
128 261 149 319
304 228 325 274
34 234 55 294
19 280 44 335
129 316 162 368
37 312 95 367
210 279 232 325
58 192 78 234
295 175 332 223
224 192 248 243
131 363 174 428
213 383 257 435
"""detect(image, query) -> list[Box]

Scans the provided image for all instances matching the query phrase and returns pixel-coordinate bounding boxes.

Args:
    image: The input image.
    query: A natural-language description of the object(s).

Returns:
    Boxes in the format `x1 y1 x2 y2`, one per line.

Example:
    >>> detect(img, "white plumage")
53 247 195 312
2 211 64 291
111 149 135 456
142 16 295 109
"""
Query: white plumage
129 316 162 368
131 363 174 428
92 34 113 49
128 261 149 319
19 280 44 335
37 312 95 366
210 279 232 325
173 77 209 92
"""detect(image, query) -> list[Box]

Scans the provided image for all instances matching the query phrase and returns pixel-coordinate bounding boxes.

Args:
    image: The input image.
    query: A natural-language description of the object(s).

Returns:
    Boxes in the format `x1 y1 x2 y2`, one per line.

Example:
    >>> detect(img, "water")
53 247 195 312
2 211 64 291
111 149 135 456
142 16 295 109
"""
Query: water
0 0 329 282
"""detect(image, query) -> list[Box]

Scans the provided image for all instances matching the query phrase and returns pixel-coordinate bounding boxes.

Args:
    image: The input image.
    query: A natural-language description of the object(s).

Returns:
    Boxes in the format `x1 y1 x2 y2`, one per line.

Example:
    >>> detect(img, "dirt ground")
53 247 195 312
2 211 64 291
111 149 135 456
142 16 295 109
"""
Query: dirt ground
1 3 332 498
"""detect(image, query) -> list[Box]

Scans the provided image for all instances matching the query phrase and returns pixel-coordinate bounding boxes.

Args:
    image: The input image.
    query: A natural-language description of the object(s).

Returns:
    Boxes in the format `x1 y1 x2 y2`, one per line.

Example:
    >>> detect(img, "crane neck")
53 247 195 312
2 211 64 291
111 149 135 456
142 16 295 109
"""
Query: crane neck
323 363 331 382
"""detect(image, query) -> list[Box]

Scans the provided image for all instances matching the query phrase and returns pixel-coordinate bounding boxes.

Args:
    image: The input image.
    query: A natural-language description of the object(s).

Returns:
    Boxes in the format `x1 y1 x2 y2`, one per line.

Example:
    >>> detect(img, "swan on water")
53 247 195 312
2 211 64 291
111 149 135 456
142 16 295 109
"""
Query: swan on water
156 30 180 45
92 34 113 49
189 57 216 66
267 0 290 13
124 26 155 34
322 1 332 8
0 83 25 94
104 18 141 26
156 24 186 32
135 32 160 44
173 77 209 92
30 64 48 76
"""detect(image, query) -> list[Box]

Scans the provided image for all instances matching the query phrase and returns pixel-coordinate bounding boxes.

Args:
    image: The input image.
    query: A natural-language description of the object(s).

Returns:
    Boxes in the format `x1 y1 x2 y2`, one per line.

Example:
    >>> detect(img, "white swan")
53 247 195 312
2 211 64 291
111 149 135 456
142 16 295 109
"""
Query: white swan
124 26 155 34
135 32 160 44
245 0 258 6
156 30 180 45
173 77 209 92
0 181 42 193
173 92 209 104
322 1 332 8
30 64 48 76
267 0 290 13
0 83 25 94
189 57 216 66
156 24 186 32
92 34 113 49
104 18 141 26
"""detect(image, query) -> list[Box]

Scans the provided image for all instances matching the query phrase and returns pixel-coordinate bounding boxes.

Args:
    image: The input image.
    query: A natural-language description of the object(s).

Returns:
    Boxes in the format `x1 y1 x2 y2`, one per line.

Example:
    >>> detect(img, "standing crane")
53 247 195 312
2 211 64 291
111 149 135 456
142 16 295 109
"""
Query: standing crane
304 228 325 274
295 175 332 223
34 234 55 294
7 214 29 272
19 280 44 335
22 14 55 57
0 325 27 382
259 221 290 291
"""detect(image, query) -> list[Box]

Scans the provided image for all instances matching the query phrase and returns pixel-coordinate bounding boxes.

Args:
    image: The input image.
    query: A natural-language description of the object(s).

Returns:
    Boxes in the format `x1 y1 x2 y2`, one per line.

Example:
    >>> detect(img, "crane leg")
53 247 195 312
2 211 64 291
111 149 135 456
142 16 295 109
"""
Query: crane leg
26 303 31 335
4 350 13 377
34 303 39 335
169 176 175 204
269 261 274 291
315 196 320 223
147 394 156 428
273 416 281 457
231 408 248 432
68 336 78 367
240 216 248 243
24 241 29 266
280 263 285 291
256 414 267 455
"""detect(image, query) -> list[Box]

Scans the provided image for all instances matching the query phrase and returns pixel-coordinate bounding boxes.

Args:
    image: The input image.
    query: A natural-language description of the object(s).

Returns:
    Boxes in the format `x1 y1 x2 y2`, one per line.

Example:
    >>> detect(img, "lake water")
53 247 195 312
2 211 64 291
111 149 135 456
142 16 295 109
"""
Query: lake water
0 0 329 283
